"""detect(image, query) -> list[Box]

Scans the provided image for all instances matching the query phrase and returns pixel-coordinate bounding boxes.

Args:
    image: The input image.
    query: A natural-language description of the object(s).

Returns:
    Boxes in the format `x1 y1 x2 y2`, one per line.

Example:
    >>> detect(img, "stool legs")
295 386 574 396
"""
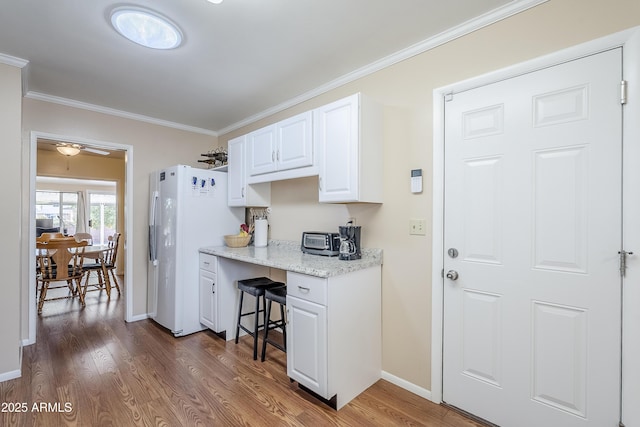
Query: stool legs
261 298 287 362
280 303 286 351
260 299 273 362
235 277 285 361
235 289 266 360
252 293 261 360
235 290 245 344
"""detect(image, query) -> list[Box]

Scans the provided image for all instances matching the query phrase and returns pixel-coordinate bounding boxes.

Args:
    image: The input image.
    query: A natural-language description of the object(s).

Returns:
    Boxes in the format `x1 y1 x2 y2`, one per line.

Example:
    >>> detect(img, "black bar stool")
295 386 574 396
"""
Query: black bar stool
261 285 287 362
235 277 284 360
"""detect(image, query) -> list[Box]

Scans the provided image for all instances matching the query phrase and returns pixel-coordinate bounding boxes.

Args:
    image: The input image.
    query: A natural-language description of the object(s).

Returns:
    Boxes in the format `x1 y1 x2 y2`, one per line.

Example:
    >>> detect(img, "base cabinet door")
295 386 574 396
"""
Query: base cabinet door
286 295 327 398
199 269 217 331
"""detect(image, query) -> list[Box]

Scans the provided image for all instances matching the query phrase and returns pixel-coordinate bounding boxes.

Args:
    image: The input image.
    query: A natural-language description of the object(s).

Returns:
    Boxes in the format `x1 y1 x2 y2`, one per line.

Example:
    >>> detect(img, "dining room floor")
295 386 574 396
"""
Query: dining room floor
2 275 488 426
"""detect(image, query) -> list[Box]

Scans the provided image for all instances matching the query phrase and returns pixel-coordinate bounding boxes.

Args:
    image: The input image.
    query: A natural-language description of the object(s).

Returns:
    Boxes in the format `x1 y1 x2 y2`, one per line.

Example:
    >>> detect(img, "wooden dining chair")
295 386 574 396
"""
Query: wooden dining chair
36 239 88 314
82 232 121 297
73 232 93 245
104 233 121 293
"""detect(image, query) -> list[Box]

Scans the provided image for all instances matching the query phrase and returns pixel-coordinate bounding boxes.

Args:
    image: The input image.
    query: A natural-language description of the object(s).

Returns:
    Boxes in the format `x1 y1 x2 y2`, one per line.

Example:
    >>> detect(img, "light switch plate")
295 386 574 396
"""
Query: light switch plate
409 219 426 235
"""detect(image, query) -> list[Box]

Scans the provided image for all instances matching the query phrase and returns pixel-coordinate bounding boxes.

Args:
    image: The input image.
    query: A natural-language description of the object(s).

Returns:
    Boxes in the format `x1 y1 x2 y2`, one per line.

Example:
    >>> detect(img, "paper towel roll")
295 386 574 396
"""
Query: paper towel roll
254 219 268 247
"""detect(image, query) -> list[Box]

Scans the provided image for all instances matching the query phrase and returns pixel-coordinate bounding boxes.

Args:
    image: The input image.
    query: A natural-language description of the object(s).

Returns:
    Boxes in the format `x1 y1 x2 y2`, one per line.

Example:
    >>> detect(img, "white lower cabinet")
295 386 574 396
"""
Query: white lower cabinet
287 288 328 399
286 267 381 409
199 254 218 331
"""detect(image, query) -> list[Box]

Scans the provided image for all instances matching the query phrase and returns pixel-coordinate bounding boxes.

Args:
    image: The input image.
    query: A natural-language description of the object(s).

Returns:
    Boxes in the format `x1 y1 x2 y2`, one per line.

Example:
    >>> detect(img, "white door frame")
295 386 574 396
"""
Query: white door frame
26 131 135 344
431 26 640 425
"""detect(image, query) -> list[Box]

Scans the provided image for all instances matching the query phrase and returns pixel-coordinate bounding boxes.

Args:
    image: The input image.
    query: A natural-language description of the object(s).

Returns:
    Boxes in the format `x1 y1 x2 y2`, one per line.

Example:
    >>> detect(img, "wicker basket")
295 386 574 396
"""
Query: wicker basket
224 234 251 248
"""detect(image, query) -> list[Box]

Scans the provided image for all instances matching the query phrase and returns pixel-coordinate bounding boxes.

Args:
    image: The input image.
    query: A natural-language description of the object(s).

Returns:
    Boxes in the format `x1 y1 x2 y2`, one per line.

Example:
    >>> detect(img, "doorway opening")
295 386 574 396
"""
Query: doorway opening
27 132 134 345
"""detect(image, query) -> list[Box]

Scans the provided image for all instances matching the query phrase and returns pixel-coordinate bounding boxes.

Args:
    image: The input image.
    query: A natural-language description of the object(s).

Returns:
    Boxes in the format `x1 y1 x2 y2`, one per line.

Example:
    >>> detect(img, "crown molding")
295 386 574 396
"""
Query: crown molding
0 52 28 68
217 0 548 135
18 0 547 138
25 91 218 137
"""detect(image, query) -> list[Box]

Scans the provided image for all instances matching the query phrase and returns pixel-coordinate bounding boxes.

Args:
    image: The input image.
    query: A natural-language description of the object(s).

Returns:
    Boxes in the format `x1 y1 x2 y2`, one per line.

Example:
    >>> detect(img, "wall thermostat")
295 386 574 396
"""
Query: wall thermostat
411 169 423 193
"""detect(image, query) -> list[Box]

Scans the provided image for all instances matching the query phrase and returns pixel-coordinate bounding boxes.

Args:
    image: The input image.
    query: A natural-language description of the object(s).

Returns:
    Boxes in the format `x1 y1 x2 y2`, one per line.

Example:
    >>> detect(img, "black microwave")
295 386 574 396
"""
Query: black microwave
301 232 340 256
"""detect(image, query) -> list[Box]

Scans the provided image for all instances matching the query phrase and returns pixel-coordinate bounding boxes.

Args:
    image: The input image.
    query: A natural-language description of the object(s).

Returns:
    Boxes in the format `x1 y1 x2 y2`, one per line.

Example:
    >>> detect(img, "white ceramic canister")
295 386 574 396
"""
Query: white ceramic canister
254 218 268 247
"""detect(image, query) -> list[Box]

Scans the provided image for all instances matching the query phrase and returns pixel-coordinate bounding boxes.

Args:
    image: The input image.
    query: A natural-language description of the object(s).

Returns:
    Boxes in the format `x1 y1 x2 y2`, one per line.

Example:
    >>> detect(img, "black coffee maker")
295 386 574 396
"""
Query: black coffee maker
338 222 361 261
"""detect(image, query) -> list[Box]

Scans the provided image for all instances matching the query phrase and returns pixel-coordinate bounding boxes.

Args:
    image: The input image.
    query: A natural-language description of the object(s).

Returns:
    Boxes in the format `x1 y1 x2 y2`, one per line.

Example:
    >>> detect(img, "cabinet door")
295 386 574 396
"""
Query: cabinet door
199 269 217 331
315 94 359 202
277 111 313 172
248 125 277 176
286 295 328 398
227 136 246 206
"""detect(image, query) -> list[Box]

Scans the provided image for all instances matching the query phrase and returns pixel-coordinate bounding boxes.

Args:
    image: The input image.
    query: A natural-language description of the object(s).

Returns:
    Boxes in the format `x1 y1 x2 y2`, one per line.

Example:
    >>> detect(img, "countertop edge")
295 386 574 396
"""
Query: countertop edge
199 240 382 278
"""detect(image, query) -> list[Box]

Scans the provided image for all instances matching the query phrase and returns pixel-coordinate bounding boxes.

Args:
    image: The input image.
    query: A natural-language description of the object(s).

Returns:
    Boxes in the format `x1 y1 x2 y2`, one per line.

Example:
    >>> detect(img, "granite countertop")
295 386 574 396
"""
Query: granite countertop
199 240 382 278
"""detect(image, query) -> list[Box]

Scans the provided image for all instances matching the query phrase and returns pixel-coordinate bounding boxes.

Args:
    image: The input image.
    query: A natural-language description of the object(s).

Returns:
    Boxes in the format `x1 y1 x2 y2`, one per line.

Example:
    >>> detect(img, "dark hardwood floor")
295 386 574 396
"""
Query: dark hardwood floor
1 277 485 426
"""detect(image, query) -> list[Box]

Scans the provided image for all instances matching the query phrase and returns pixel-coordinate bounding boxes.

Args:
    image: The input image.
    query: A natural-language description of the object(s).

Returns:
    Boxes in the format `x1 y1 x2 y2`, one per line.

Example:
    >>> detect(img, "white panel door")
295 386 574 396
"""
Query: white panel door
286 295 328 398
315 94 359 202
277 111 313 171
248 125 277 176
443 49 622 426
227 136 246 206
199 269 216 331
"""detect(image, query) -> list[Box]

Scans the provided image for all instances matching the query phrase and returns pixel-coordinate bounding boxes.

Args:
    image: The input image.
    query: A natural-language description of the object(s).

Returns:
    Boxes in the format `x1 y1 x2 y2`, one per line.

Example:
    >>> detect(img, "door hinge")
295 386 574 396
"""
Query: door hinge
619 250 634 277
621 80 628 105
445 92 454 102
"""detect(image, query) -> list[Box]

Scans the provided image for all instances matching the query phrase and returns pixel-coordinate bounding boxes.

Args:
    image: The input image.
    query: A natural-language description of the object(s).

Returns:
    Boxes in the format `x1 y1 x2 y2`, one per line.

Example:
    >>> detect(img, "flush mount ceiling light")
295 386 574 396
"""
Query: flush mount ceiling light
110 7 183 50
207 0 224 3
56 144 81 157
55 143 110 156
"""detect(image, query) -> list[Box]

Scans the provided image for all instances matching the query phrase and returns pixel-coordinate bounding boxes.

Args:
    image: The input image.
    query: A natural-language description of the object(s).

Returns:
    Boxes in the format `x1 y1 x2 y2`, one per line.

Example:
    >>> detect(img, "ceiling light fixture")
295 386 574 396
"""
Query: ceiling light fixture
110 7 183 50
56 144 81 157
207 0 224 4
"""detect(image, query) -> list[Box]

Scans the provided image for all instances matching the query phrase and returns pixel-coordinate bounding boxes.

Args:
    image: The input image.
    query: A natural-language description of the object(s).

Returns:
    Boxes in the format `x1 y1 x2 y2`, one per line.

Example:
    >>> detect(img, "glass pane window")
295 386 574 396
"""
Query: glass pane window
89 193 117 245
35 191 78 235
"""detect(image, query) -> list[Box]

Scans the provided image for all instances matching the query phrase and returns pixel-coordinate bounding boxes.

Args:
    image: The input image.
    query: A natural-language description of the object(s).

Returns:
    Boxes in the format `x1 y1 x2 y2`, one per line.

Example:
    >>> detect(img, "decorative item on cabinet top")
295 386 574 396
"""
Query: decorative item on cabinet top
199 147 228 168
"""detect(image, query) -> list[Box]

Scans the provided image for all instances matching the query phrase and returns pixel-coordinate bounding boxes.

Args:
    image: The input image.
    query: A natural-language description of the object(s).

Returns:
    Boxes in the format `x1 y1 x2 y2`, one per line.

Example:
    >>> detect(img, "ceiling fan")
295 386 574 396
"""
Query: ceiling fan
56 143 110 157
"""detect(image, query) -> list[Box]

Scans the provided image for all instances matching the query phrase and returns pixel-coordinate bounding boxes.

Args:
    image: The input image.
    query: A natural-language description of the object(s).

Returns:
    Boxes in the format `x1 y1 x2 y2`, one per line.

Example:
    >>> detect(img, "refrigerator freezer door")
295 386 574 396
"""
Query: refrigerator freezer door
147 171 159 319
154 166 181 334
149 165 243 337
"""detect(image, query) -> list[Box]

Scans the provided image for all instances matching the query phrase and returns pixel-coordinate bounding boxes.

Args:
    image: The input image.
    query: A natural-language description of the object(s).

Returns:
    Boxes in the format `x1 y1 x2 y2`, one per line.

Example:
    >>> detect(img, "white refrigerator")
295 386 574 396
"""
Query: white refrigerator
147 165 243 336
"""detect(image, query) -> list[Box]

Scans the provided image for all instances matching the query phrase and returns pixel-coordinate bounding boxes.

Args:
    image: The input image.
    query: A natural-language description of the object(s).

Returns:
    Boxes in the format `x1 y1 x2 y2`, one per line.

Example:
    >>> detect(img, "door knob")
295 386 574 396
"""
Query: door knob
446 270 459 281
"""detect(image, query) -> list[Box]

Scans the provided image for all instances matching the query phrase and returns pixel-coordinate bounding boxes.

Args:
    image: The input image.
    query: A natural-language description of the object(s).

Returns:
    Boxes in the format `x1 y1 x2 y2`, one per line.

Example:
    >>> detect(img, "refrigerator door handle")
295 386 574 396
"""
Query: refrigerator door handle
149 190 159 265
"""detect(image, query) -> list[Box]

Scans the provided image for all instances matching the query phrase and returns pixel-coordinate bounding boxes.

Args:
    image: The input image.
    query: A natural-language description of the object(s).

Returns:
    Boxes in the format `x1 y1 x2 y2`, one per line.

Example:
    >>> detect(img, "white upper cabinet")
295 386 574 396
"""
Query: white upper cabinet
247 125 277 176
227 135 271 207
315 93 383 203
229 93 383 203
277 112 314 171
247 111 315 183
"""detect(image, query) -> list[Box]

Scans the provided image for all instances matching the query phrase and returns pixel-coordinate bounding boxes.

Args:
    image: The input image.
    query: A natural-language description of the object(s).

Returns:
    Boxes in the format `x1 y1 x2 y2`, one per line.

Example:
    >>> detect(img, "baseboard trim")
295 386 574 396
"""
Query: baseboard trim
0 369 21 382
381 371 433 402
126 313 150 322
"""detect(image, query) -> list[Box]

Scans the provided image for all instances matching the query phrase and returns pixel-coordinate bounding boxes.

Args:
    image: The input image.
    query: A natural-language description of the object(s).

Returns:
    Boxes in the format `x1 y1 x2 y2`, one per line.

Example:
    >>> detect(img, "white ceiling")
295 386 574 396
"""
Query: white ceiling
0 0 535 135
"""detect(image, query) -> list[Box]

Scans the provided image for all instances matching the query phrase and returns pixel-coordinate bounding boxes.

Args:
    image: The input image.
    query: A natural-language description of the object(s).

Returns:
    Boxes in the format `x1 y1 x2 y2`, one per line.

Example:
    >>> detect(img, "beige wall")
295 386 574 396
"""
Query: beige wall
219 0 640 391
21 99 218 334
0 63 23 377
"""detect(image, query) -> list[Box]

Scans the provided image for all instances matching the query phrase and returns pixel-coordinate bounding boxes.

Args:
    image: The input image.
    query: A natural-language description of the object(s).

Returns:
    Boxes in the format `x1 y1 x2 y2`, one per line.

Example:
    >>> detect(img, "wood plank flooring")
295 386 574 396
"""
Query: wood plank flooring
1 277 486 426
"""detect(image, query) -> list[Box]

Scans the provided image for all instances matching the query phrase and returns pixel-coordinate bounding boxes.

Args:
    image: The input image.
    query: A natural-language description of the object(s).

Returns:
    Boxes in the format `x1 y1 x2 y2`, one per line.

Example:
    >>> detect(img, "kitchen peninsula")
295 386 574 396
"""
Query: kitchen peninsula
198 240 382 409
